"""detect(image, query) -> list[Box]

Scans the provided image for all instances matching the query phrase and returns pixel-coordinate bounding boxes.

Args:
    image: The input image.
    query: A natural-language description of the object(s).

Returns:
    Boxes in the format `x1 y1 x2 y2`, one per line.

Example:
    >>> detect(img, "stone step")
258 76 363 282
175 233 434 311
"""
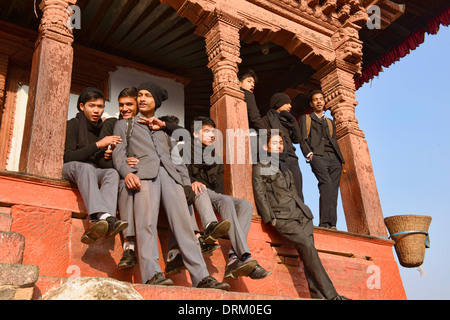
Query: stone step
0 210 12 232
34 275 300 301
0 263 39 287
133 283 301 301
0 231 25 264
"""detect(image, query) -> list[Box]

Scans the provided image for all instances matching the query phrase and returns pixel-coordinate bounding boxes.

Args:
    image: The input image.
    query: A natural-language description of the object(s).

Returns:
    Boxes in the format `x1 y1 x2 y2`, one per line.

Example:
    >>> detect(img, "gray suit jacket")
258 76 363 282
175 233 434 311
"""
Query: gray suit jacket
112 114 191 186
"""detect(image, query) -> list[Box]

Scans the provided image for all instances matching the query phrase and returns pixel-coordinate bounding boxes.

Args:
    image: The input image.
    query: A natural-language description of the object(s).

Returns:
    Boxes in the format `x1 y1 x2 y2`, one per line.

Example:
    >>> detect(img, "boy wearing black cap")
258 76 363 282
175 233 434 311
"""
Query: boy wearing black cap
112 82 230 290
63 87 129 245
266 92 304 202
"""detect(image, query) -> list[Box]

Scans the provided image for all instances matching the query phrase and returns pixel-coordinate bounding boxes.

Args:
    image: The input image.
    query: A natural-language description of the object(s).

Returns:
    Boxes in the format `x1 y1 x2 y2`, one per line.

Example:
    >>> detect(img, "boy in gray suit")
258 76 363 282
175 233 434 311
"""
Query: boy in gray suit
112 82 229 290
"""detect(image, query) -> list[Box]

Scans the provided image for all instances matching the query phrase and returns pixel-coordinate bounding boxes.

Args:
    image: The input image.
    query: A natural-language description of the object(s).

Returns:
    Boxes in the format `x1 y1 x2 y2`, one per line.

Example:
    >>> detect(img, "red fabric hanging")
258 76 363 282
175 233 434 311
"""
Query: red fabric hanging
356 6 450 90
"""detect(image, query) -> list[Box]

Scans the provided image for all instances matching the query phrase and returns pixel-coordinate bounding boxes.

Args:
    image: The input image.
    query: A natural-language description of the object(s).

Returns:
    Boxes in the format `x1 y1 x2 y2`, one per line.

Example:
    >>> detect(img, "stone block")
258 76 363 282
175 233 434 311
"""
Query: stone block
0 212 12 232
0 263 39 286
0 231 25 264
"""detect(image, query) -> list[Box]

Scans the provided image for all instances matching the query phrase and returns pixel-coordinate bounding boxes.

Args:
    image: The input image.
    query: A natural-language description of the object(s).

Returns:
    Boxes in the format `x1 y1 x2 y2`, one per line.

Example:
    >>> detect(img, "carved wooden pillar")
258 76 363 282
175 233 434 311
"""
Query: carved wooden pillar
314 21 387 237
200 13 255 206
19 0 76 178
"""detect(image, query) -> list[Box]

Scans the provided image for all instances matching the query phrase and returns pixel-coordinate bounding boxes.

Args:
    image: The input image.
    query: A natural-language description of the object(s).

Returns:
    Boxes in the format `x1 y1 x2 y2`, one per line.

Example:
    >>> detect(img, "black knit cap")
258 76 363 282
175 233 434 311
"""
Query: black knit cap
137 82 169 110
77 87 105 111
270 93 291 110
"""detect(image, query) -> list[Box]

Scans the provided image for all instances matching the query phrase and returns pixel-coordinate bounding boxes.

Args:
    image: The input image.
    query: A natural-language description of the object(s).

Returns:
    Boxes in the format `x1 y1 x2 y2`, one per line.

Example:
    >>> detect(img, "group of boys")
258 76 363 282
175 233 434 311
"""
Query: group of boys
63 72 349 299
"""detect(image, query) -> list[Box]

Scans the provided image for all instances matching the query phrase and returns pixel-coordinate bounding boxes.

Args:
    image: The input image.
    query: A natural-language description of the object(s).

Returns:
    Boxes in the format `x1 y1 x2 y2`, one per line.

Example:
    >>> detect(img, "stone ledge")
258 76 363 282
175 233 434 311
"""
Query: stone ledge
0 263 39 287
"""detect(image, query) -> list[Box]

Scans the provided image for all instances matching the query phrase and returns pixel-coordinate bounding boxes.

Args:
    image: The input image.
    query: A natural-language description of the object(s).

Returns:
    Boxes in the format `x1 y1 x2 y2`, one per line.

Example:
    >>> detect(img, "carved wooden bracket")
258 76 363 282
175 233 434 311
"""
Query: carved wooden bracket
37 0 77 45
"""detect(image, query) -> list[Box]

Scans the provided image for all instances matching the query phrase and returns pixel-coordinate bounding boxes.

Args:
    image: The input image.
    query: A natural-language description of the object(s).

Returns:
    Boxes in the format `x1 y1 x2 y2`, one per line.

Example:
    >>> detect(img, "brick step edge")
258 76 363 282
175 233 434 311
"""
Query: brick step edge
34 276 303 301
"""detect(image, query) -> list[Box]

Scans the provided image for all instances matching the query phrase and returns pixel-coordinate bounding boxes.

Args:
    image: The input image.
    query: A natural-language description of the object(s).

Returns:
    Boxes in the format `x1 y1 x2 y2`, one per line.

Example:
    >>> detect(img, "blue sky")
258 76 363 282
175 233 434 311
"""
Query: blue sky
296 26 450 300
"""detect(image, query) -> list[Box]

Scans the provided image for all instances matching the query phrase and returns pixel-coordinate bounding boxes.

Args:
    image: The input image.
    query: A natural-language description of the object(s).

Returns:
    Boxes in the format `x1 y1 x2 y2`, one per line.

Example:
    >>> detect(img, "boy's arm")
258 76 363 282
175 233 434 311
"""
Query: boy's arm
112 120 137 179
64 118 99 163
298 115 313 161
252 165 276 225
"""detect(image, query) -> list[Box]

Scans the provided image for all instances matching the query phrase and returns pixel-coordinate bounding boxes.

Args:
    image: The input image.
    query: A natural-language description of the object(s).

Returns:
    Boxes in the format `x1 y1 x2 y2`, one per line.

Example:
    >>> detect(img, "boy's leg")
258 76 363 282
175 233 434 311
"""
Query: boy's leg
208 190 252 258
274 216 338 300
194 187 230 245
133 179 162 284
159 167 210 287
63 162 112 217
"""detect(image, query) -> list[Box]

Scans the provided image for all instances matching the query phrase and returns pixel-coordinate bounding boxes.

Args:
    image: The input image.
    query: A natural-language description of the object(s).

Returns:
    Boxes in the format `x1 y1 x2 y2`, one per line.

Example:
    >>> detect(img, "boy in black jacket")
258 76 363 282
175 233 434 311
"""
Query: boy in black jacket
252 129 349 300
298 90 345 229
63 87 128 245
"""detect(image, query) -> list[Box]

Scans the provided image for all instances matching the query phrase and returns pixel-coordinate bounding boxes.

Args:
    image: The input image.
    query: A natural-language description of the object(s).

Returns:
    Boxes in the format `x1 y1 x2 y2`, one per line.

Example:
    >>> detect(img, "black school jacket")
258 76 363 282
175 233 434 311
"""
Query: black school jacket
298 113 345 164
252 162 314 225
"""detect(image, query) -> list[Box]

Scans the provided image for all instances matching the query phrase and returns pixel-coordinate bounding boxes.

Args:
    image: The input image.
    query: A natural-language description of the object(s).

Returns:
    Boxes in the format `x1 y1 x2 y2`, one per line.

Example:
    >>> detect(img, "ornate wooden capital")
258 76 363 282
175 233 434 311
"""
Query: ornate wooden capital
203 12 244 105
314 62 363 139
37 0 77 45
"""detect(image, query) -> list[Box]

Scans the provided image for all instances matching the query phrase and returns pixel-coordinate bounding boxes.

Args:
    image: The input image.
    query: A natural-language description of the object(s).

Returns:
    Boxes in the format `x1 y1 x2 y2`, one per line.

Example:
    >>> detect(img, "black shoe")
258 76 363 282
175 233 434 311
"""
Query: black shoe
146 272 174 286
118 249 136 269
197 276 230 291
203 220 231 244
105 216 129 239
81 220 109 244
224 257 258 281
198 236 221 254
330 295 351 300
249 264 272 280
165 252 186 275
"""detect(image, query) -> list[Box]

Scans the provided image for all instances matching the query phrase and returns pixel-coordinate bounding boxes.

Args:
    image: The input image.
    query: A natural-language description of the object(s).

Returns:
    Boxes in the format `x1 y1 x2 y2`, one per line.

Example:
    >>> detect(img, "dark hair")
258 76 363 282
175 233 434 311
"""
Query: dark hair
118 87 138 100
190 116 216 134
159 115 179 125
238 69 258 83
77 88 105 111
309 90 324 102
262 128 285 147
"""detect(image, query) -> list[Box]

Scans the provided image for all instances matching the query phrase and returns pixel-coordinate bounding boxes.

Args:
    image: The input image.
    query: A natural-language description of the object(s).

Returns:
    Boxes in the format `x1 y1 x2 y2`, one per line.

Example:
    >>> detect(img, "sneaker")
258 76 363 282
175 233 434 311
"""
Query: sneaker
165 252 186 275
146 272 174 286
81 220 109 244
249 264 272 280
198 236 221 254
224 257 258 281
197 276 230 291
105 216 129 239
118 249 136 269
203 220 231 245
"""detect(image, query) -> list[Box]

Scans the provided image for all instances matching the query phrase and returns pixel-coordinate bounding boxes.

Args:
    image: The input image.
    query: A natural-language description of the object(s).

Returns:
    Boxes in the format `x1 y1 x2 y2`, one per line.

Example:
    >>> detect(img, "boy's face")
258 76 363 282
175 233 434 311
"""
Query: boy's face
137 90 156 115
265 134 284 154
194 125 216 146
310 93 325 114
80 98 105 123
119 96 138 119
240 76 255 93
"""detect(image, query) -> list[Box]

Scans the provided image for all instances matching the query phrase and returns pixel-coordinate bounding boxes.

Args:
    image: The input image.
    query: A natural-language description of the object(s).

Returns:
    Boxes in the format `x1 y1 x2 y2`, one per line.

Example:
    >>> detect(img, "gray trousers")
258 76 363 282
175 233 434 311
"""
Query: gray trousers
62 162 119 219
118 180 135 239
195 188 253 259
133 166 209 286
274 213 338 300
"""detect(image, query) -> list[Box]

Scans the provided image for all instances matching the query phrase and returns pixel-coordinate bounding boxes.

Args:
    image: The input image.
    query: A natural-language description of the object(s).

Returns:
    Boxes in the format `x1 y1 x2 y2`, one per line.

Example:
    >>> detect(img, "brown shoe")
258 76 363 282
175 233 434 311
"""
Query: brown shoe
224 257 258 281
203 220 231 244
146 272 174 286
196 276 230 291
81 220 109 244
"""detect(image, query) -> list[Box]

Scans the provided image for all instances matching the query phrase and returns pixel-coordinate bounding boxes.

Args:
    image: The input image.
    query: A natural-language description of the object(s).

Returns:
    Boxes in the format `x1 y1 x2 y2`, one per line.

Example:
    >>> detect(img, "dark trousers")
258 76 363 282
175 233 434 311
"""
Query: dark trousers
274 214 338 299
285 155 304 203
310 151 342 228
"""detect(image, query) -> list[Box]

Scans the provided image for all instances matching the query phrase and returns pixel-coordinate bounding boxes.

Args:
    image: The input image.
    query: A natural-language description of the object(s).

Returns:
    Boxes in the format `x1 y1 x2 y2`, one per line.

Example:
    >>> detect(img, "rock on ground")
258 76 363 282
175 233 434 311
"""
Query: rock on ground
43 277 144 300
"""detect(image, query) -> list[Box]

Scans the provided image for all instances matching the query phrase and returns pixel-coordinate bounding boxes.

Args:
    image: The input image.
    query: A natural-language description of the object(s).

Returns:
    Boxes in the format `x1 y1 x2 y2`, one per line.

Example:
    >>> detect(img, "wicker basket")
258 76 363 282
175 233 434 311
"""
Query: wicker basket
384 215 432 268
